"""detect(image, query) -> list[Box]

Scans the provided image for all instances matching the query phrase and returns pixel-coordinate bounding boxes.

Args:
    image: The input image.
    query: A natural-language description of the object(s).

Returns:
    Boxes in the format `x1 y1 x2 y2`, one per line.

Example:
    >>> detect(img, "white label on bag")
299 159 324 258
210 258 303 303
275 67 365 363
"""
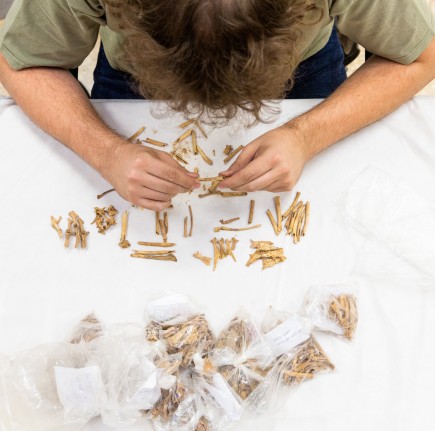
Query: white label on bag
55 366 103 412
264 317 310 357
129 370 161 409
204 373 242 422
147 293 194 322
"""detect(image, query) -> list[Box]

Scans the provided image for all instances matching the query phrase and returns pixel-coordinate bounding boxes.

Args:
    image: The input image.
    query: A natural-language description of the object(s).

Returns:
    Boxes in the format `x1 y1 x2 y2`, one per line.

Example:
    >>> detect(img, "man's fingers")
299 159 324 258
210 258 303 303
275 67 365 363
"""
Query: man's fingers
136 197 172 211
157 151 199 177
219 157 270 190
147 157 199 190
138 186 176 202
142 173 188 195
219 143 258 177
230 169 277 192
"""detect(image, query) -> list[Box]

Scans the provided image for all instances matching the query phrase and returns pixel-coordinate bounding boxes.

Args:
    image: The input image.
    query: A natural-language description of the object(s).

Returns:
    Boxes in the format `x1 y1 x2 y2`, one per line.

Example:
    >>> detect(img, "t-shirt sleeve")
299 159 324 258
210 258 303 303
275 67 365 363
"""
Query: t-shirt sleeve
0 0 106 70
331 0 435 64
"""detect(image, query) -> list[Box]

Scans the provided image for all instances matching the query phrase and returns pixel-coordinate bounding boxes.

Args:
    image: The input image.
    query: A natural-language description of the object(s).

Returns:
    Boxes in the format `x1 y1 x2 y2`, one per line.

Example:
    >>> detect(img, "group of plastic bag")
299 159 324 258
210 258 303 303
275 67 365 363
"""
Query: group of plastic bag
0 287 358 431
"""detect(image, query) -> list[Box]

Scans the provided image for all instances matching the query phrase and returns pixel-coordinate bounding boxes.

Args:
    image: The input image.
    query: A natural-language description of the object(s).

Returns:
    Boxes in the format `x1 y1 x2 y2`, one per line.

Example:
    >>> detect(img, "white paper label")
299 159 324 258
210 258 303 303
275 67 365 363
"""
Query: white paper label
129 370 161 409
147 293 194 323
264 317 310 357
204 373 242 422
55 366 103 412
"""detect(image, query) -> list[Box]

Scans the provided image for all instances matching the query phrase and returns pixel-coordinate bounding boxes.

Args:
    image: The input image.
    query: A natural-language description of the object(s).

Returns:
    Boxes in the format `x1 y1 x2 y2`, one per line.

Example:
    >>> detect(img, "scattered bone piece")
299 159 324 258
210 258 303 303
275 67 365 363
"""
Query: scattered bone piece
50 216 63 238
282 191 301 219
131 251 177 262
193 252 212 266
188 205 193 237
138 241 176 247
144 137 168 147
195 121 208 139
198 176 224 182
118 211 131 248
219 217 240 225
248 200 255 224
266 209 279 236
211 238 219 271
223 145 233 155
97 188 115 199
208 180 220 193
172 152 188 164
210 236 238 271
219 191 247 197
246 240 286 269
275 196 282 233
223 145 243 164
214 224 261 233
176 129 193 143
184 217 188 237
178 119 195 129
65 211 89 249
155 211 160 235
127 126 145 142
197 144 213 165
191 130 198 155
302 202 310 236
91 205 118 234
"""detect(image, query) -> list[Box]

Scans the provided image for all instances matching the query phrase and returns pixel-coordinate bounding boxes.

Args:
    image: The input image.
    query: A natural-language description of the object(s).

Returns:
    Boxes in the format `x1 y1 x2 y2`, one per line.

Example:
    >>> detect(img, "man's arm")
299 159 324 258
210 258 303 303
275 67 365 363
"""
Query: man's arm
220 37 435 192
0 53 199 210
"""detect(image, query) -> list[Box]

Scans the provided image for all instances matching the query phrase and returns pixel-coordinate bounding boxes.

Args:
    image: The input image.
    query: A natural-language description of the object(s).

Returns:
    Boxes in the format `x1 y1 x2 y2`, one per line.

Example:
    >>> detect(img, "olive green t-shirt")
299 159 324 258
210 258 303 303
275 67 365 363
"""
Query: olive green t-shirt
0 0 434 72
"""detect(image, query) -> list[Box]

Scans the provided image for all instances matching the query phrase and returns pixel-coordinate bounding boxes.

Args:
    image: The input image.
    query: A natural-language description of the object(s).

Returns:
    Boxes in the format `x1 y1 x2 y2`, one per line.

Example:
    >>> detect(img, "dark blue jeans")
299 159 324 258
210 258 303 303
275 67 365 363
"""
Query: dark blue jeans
91 28 346 100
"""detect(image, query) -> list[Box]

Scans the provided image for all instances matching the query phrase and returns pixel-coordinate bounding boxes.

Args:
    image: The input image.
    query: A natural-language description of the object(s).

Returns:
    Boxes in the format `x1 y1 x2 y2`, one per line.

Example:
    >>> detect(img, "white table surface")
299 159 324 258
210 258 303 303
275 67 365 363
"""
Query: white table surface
1 98 435 431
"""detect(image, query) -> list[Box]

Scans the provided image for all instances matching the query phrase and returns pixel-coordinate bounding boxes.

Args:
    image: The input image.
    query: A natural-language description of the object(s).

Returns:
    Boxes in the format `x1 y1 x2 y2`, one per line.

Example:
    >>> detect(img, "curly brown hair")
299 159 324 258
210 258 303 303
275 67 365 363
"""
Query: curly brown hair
105 0 321 122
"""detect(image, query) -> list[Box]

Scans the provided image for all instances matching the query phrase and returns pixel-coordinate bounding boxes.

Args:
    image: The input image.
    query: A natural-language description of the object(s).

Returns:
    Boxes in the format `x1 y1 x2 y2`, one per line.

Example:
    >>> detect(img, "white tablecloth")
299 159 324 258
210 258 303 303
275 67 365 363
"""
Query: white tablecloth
1 98 435 431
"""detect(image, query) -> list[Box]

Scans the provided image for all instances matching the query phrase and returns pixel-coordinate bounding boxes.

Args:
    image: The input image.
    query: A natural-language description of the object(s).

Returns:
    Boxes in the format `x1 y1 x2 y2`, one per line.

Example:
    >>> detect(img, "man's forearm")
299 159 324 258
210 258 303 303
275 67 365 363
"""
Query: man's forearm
287 37 435 161
0 53 126 177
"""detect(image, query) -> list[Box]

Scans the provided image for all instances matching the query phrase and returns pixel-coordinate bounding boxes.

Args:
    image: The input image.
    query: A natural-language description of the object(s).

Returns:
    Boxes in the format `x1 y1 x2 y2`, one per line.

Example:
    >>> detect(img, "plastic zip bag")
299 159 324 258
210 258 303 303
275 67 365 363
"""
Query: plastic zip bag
210 311 273 402
0 343 99 431
191 354 243 429
301 284 358 341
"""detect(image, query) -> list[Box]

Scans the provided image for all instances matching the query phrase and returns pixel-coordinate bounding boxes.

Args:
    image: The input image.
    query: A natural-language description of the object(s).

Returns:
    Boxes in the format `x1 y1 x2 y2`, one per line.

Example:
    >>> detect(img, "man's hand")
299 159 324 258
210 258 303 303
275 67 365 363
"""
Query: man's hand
103 143 200 210
219 126 308 192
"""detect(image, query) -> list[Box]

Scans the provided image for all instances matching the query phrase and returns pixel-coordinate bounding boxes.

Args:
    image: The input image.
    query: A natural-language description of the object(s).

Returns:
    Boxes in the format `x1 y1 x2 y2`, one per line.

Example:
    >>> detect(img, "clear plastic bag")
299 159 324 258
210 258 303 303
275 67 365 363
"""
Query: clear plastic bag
245 307 317 411
210 311 273 402
69 313 103 344
338 166 435 282
273 336 335 387
90 334 165 428
149 370 202 431
0 343 99 431
145 293 215 368
301 284 358 341
191 354 243 429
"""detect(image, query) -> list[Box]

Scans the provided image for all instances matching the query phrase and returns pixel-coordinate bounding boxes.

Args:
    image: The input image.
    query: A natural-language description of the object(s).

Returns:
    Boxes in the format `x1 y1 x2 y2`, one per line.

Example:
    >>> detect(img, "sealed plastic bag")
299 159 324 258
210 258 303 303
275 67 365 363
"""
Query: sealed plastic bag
301 284 358 341
191 354 243 429
274 336 335 386
91 334 165 428
70 313 103 344
210 312 273 401
146 293 215 367
149 370 202 431
0 343 100 431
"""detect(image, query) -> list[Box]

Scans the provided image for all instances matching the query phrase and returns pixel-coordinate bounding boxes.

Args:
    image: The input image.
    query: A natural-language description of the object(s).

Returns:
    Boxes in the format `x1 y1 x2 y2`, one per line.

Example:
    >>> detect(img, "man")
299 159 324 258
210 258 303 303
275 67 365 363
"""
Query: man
0 0 434 211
